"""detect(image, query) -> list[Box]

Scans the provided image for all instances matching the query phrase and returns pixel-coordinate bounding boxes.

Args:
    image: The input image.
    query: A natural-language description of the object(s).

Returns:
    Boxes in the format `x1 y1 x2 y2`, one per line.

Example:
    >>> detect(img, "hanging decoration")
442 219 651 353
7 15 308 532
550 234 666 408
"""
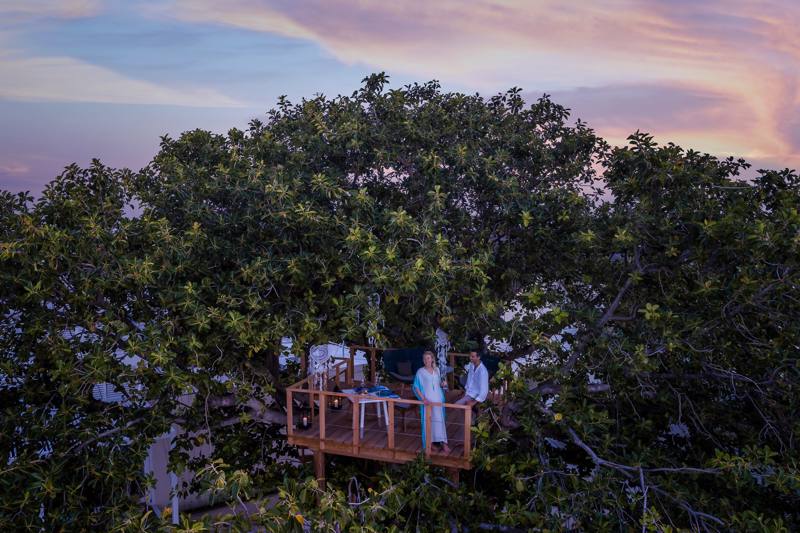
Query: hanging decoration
308 344 332 391
435 327 452 373
366 292 382 347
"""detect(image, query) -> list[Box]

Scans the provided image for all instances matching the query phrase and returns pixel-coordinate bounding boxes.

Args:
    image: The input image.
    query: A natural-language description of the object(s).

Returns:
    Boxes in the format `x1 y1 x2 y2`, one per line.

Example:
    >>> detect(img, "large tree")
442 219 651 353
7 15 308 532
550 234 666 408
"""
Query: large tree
0 165 182 529
2 75 597 530
2 75 798 531
248 134 800 532
482 136 800 531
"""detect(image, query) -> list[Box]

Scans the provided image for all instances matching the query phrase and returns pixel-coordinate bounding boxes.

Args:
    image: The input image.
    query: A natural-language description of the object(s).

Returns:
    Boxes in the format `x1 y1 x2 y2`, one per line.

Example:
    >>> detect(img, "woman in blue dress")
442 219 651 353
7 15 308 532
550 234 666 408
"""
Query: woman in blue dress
412 350 451 453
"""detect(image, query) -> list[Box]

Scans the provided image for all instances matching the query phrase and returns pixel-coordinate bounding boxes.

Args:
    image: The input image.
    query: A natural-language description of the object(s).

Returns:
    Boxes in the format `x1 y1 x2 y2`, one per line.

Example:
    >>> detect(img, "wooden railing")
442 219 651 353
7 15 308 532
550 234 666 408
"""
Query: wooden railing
298 344 494 387
286 373 473 463
298 344 502 390
285 344 515 466
288 359 349 424
338 345 475 388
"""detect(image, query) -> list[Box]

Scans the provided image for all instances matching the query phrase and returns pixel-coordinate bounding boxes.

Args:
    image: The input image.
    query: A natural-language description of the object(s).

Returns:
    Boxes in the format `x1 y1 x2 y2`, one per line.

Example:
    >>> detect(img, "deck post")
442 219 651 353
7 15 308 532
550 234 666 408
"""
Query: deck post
448 352 456 390
369 348 377 383
387 400 395 453
446 467 460 486
463 406 472 458
319 394 326 450
352 398 360 453
348 346 356 386
424 404 432 457
313 451 326 491
286 389 294 438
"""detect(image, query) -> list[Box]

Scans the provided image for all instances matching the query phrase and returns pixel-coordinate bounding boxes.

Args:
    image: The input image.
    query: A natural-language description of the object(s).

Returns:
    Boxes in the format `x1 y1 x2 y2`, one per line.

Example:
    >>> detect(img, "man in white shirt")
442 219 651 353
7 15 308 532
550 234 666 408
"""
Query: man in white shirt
456 351 489 406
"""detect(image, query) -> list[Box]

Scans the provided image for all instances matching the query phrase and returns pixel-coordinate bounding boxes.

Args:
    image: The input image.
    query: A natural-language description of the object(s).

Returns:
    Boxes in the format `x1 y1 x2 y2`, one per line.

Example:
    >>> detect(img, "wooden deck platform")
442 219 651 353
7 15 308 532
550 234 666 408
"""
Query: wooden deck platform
288 389 472 470
286 347 505 485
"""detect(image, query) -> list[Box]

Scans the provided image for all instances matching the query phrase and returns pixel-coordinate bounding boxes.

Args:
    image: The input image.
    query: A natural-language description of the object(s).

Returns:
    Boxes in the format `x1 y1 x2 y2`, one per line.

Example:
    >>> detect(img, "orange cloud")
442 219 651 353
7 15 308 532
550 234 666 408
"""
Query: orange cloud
162 0 798 168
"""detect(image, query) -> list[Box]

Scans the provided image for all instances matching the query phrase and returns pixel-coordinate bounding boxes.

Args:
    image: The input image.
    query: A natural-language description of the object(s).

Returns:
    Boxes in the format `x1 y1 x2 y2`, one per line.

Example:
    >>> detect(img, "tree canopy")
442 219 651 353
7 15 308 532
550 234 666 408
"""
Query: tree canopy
2 74 798 531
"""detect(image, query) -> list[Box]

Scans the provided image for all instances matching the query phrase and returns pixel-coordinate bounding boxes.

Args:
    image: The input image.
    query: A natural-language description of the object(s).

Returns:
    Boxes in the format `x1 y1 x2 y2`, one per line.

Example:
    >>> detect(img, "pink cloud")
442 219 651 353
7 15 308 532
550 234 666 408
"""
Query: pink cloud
0 53 244 107
0 162 30 175
161 0 799 169
0 0 103 21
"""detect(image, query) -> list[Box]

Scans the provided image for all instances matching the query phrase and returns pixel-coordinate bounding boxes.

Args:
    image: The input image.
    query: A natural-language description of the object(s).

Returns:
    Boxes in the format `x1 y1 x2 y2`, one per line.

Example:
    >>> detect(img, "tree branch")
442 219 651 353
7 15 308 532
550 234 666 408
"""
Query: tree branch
561 275 635 373
67 416 146 455
565 427 719 476
529 381 611 395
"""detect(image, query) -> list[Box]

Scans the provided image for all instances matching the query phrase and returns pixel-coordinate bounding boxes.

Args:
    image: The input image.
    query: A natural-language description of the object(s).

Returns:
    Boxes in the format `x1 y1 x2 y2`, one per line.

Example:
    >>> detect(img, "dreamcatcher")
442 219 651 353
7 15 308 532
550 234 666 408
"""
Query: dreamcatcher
435 327 452 373
308 344 332 391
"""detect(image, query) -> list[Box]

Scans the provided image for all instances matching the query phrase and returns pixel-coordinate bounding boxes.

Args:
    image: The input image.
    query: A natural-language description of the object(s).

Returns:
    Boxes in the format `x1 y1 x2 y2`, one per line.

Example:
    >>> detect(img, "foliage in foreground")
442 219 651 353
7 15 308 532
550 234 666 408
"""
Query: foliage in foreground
1 75 799 531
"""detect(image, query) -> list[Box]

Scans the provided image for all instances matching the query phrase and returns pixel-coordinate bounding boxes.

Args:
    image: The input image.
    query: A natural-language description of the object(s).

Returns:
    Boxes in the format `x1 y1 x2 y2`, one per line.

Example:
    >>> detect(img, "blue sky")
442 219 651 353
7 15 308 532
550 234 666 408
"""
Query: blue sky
14 3 378 104
1 0 798 194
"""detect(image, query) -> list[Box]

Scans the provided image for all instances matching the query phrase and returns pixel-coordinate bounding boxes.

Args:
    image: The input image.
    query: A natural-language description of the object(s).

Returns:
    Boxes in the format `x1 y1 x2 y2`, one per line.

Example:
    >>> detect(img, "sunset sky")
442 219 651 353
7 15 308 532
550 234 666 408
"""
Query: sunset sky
2 0 798 194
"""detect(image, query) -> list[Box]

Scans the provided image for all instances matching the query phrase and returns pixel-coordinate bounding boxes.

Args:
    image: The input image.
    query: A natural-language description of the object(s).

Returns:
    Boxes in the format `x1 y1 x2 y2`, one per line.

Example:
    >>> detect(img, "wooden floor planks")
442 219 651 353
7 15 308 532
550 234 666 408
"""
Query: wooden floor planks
289 399 473 469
